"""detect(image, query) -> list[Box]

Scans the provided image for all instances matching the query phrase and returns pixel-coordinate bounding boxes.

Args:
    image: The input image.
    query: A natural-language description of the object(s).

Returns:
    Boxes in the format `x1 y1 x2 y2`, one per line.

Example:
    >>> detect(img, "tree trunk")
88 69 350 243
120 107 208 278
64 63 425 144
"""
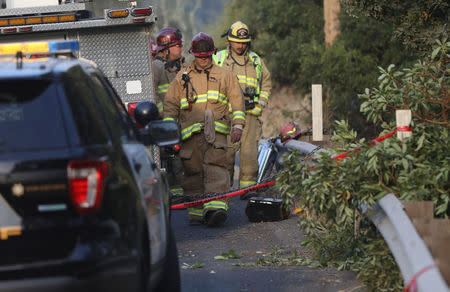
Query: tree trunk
324 0 340 47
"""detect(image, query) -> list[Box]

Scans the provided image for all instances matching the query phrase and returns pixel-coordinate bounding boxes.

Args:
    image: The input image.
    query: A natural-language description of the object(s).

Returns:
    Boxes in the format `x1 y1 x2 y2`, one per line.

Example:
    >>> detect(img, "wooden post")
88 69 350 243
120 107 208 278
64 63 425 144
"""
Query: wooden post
312 84 323 141
396 110 412 141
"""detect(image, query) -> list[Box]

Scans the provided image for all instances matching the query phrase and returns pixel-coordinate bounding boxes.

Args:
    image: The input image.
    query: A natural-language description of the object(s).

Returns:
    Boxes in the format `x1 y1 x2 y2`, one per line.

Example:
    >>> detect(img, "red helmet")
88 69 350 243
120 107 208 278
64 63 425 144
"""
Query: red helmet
280 121 303 143
156 27 183 52
150 40 157 57
190 32 216 57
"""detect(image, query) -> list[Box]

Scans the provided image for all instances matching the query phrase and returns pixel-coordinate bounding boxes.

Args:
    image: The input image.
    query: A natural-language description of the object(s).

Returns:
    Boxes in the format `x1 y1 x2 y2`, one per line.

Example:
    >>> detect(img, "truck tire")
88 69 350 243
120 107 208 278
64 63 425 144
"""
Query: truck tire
155 227 181 292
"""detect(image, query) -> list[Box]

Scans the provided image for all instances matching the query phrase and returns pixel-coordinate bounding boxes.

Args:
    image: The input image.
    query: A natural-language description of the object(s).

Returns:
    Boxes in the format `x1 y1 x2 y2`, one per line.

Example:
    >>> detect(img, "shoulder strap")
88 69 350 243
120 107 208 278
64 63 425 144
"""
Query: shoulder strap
212 50 227 67
248 50 261 66
248 50 263 94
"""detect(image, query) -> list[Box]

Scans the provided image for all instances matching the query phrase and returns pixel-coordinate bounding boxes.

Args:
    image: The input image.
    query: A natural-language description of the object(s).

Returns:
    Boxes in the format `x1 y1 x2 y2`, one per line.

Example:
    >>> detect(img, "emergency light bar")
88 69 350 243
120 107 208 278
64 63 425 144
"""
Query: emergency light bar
0 13 77 27
0 40 79 56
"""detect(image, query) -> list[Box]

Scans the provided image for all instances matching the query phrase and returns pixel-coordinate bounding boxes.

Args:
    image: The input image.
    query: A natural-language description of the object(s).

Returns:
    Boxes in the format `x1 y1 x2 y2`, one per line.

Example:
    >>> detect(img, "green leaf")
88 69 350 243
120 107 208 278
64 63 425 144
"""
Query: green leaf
431 47 441 59
416 134 425 150
182 262 205 269
402 158 408 170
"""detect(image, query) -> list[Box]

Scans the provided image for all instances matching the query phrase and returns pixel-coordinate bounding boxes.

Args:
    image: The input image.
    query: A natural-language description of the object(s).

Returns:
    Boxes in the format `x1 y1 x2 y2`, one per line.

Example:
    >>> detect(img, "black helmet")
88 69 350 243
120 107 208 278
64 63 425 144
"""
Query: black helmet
134 101 159 126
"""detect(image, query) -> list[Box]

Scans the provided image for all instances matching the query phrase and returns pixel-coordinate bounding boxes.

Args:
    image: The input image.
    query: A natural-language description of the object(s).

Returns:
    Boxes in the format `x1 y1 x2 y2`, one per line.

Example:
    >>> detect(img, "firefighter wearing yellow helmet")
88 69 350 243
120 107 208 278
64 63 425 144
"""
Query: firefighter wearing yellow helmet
213 21 272 196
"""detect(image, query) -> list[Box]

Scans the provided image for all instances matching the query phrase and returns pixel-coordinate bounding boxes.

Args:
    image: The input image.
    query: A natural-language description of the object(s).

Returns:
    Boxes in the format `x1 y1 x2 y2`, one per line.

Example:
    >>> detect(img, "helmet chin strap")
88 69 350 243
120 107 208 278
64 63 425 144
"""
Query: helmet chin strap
164 49 170 61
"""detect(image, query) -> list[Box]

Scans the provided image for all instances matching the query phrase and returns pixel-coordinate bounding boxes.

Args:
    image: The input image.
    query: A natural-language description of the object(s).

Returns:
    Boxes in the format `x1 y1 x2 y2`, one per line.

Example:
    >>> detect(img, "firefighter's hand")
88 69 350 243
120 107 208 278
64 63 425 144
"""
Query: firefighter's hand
230 127 243 143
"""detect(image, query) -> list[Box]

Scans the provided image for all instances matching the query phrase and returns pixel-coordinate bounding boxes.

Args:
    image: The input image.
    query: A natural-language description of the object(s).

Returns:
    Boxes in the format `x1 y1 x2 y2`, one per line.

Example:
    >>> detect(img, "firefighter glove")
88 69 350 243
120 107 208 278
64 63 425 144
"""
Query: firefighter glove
230 127 243 143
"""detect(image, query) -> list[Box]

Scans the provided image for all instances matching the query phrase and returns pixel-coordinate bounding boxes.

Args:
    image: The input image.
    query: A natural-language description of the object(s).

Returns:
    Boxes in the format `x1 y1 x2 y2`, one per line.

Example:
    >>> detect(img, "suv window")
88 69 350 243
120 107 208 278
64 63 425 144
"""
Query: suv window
88 73 134 141
0 79 68 152
62 66 109 145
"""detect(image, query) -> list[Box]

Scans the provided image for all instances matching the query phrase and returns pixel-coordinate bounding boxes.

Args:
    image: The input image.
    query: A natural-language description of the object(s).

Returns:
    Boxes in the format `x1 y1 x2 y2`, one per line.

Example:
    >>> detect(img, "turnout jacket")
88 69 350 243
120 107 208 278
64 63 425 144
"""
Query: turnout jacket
163 63 246 141
213 49 271 116
152 57 186 114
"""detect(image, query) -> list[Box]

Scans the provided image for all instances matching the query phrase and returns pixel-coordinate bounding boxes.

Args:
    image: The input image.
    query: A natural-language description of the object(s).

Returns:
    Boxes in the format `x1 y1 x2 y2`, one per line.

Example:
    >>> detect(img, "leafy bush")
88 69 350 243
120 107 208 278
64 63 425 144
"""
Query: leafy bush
277 40 449 291
341 0 449 53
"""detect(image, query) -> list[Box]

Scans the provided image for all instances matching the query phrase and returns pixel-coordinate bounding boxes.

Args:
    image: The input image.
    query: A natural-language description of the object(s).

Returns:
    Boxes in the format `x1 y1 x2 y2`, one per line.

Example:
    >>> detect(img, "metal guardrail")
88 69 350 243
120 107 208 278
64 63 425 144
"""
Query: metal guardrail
275 140 449 291
275 138 327 157
363 194 448 292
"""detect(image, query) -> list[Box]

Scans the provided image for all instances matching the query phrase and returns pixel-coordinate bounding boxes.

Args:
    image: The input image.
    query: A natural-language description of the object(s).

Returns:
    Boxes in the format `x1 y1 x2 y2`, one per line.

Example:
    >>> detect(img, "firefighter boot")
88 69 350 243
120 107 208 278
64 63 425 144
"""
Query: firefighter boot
188 206 204 226
204 209 228 227
203 200 229 227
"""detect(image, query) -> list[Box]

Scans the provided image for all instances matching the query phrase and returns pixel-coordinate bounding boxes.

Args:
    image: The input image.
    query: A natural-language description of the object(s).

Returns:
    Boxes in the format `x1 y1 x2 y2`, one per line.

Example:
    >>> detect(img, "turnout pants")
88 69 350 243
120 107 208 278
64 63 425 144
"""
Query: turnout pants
160 149 184 201
226 114 262 188
179 133 230 222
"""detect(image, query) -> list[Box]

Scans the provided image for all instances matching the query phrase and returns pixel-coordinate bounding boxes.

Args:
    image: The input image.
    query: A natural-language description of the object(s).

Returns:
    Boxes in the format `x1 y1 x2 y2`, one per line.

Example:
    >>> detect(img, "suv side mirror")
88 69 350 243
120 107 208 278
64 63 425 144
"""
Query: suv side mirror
139 120 181 147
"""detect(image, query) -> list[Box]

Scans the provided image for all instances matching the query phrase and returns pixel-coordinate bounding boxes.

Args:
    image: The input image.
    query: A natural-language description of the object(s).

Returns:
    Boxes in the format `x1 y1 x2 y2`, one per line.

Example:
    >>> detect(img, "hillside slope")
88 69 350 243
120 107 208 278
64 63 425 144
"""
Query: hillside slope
261 86 311 139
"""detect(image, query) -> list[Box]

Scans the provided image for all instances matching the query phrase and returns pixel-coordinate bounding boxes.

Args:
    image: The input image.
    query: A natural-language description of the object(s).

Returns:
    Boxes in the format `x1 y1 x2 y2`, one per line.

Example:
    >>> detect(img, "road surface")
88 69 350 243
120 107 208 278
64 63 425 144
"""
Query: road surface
172 194 366 292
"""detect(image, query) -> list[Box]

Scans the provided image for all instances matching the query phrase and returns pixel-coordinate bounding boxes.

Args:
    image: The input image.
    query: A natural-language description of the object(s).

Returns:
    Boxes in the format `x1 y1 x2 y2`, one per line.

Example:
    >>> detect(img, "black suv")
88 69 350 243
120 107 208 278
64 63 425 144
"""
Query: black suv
0 42 180 292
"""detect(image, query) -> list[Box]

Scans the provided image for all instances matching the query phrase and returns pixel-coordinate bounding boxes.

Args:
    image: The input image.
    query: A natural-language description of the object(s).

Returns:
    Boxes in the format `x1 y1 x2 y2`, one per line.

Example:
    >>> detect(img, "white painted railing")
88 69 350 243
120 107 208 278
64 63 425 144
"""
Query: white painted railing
362 194 448 291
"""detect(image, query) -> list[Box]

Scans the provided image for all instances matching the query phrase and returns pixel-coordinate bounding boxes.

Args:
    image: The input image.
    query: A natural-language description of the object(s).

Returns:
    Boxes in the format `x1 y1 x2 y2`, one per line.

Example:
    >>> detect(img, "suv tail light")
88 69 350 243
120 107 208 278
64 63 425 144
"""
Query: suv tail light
67 159 110 215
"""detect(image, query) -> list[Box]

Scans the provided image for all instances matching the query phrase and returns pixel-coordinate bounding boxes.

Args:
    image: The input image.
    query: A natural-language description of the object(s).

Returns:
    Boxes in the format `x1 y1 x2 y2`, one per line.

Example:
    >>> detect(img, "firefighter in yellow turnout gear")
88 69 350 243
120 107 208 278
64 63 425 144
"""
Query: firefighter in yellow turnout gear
163 33 246 227
213 21 272 194
152 27 187 202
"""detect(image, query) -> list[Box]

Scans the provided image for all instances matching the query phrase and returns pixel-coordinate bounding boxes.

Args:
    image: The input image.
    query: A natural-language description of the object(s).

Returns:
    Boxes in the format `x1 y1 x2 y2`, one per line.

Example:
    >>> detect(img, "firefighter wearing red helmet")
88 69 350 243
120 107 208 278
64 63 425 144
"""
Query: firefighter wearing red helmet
153 27 185 113
213 21 272 197
163 32 246 227
152 27 186 203
150 39 157 59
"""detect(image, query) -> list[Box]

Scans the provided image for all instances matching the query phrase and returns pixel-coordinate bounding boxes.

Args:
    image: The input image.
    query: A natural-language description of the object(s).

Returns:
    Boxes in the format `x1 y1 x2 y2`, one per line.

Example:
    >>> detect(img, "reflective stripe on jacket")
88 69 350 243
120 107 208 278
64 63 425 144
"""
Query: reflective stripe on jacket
152 58 186 114
163 62 245 141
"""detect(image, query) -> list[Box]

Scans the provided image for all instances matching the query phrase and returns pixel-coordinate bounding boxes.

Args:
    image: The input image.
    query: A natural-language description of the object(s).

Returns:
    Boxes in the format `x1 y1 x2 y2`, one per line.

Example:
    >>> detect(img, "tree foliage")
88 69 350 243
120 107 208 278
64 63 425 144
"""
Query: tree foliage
277 41 449 291
151 0 225 48
341 0 450 53
215 0 417 135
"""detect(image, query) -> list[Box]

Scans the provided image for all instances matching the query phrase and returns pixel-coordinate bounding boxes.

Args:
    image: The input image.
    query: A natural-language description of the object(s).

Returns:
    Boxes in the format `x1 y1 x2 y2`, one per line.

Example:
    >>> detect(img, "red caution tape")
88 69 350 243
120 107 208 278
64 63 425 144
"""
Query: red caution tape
403 265 434 292
172 127 412 209
331 127 411 161
397 126 412 132
170 180 275 210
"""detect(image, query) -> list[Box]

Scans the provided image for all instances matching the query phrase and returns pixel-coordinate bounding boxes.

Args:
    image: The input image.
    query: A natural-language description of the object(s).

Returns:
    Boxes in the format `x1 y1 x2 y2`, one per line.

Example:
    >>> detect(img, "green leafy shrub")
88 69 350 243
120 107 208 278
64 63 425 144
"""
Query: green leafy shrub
341 0 449 53
277 40 449 291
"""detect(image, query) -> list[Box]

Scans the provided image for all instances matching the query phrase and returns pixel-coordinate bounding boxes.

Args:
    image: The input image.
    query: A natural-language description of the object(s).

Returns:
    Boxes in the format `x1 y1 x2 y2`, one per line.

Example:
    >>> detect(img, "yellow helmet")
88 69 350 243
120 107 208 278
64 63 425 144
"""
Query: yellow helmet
227 21 251 43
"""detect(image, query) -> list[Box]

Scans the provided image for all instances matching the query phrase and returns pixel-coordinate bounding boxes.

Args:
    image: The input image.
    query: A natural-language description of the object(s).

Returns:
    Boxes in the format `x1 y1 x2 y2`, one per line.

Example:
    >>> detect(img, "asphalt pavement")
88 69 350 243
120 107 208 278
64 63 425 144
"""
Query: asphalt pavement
171 193 366 292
